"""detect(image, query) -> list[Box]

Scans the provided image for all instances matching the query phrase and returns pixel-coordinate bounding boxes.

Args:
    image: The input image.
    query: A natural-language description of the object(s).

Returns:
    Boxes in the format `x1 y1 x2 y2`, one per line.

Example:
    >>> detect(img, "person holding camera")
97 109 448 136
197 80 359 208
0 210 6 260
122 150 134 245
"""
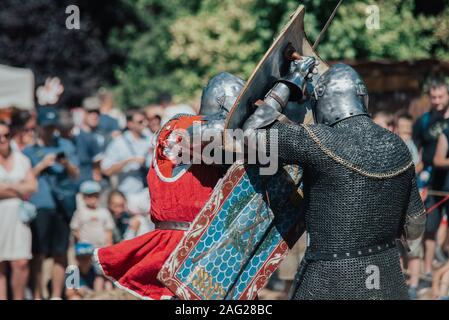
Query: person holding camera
23 107 79 300
74 97 106 186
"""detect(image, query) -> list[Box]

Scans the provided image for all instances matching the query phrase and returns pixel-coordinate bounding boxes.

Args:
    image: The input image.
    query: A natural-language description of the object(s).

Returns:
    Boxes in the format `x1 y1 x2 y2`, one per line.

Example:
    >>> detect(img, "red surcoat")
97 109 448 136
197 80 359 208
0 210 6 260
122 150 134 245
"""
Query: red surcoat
95 115 223 299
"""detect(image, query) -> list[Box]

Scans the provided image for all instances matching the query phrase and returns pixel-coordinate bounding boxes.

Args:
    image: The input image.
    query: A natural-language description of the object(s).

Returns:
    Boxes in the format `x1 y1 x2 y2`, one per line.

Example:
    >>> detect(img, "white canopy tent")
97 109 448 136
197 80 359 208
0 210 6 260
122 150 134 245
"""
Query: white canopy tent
0 64 35 110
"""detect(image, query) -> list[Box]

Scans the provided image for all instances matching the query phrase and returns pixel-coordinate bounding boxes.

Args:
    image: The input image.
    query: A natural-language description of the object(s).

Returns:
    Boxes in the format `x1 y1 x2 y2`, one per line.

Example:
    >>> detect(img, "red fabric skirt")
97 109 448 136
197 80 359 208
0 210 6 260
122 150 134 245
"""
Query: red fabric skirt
95 229 185 299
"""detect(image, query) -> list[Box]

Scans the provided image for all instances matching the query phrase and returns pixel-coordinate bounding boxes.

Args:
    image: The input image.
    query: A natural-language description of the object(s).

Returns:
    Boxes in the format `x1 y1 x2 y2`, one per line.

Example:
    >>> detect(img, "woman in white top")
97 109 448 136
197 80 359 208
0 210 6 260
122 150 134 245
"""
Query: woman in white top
0 121 37 300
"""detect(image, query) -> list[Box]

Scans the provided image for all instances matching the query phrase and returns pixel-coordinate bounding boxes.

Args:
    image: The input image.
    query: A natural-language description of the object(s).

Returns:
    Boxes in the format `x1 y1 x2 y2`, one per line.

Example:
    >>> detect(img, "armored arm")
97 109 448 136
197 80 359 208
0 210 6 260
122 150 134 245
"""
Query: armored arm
403 173 426 241
405 215 426 241
242 56 318 165
243 56 317 133
242 83 290 132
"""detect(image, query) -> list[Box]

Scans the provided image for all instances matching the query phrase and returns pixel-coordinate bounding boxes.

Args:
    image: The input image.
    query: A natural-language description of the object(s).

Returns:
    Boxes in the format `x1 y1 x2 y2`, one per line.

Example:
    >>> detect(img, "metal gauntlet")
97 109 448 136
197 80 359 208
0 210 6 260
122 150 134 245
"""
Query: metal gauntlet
404 213 426 241
276 56 317 101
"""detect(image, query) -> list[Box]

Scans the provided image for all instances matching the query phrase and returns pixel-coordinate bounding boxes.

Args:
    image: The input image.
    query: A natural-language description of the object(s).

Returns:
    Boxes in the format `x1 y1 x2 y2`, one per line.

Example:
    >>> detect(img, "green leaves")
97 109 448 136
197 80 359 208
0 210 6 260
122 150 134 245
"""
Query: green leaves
109 0 449 108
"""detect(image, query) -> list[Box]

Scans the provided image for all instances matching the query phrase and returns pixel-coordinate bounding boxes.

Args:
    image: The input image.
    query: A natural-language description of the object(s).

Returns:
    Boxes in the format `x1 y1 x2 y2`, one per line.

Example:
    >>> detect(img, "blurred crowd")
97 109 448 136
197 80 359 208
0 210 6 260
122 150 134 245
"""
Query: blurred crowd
370 79 449 300
1 79 449 300
0 89 197 300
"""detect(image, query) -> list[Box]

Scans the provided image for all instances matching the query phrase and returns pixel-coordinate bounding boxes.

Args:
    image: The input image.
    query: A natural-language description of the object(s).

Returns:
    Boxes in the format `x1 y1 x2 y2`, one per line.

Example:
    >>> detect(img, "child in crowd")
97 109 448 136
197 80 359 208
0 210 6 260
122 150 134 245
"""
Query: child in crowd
372 110 395 132
65 243 102 300
70 181 115 248
107 190 153 244
395 112 424 299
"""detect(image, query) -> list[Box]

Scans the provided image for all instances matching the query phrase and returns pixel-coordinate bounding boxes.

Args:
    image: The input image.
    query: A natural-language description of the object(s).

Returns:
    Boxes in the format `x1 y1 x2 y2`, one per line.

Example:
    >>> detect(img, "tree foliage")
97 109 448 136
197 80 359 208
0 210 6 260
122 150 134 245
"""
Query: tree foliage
111 0 449 106
0 0 447 108
0 0 135 107
107 0 201 108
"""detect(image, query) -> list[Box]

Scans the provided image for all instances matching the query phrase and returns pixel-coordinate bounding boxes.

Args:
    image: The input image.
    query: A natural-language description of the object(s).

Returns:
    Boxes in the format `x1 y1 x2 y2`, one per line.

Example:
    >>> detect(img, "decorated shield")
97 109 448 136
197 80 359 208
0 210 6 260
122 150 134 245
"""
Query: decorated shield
158 163 305 300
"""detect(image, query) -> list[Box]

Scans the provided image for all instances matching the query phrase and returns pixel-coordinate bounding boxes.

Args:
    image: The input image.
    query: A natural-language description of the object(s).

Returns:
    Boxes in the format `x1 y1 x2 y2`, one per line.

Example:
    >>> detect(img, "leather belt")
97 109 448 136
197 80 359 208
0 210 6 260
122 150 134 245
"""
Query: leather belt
155 221 191 231
304 239 397 261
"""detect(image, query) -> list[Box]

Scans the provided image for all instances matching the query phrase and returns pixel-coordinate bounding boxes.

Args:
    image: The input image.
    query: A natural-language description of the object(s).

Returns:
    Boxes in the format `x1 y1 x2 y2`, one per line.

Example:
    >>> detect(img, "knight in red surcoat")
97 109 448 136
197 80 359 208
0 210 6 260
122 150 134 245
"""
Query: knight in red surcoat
94 73 244 299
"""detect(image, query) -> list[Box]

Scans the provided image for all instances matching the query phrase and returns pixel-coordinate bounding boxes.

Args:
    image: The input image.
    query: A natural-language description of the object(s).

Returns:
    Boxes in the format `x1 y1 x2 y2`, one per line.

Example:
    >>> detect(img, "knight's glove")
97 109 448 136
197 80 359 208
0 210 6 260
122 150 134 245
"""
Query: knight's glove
276 56 318 101
404 213 426 241
399 213 426 253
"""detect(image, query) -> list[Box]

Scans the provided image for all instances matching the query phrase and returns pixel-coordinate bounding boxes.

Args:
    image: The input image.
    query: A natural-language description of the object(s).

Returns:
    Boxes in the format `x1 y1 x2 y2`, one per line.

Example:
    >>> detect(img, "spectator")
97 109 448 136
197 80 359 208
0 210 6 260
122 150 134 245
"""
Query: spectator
147 114 161 136
108 190 129 244
57 109 75 141
82 97 116 149
98 89 126 131
101 110 152 210
65 243 103 300
23 107 79 300
414 80 449 281
0 121 37 300
10 109 36 151
432 260 449 299
74 100 104 185
144 105 163 134
70 181 114 248
83 93 121 139
396 112 421 168
372 110 395 132
396 112 423 299
107 190 153 244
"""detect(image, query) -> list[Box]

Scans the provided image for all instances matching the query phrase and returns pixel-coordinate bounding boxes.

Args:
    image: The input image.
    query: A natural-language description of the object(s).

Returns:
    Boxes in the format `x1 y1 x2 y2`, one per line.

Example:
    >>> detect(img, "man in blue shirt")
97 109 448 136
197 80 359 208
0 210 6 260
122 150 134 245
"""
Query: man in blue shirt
74 98 105 185
413 80 449 285
23 107 79 300
83 95 121 146
101 110 152 212
98 113 121 137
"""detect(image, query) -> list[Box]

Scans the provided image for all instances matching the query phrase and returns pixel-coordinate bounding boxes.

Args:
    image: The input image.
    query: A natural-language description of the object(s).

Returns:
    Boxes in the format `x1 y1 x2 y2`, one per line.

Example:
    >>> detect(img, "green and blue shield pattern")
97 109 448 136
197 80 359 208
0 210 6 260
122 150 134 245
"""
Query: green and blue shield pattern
158 163 305 299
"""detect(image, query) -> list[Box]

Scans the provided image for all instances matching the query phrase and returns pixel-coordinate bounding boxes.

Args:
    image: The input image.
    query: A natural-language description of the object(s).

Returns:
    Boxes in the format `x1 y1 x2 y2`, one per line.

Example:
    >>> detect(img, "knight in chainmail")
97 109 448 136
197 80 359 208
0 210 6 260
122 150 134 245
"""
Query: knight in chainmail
243 59 426 300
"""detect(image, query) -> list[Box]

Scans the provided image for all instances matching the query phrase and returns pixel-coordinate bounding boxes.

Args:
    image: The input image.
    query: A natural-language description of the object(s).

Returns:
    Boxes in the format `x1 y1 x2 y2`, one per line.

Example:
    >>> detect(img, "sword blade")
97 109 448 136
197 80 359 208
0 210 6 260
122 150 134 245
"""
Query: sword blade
312 0 343 50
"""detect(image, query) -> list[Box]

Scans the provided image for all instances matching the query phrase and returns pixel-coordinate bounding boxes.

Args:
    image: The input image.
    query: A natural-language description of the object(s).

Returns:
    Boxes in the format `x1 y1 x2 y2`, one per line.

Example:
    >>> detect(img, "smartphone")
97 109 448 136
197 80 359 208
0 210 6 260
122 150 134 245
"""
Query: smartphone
56 152 66 161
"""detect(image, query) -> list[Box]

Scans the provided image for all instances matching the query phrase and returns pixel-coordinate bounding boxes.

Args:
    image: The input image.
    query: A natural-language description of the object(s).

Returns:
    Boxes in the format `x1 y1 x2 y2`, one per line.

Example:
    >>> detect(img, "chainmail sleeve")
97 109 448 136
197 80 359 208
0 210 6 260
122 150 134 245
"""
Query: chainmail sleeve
265 121 318 165
404 172 426 240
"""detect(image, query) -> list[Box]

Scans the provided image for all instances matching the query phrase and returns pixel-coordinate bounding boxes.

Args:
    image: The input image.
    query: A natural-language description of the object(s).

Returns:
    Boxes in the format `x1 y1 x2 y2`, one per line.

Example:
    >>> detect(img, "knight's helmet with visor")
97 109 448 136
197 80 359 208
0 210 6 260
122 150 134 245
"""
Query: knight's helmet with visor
312 63 370 126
